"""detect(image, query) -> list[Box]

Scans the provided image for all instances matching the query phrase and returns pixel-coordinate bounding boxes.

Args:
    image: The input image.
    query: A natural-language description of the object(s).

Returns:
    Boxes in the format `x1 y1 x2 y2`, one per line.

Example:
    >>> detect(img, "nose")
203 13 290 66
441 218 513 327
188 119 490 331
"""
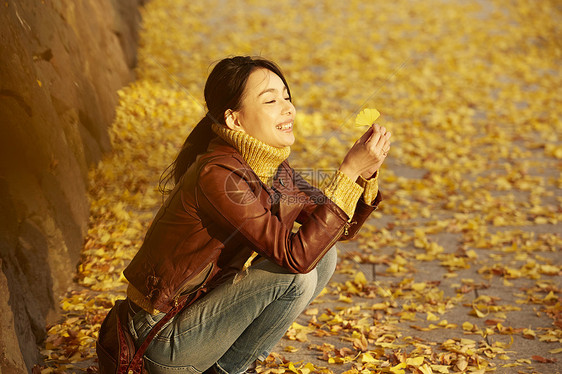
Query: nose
284 99 295 115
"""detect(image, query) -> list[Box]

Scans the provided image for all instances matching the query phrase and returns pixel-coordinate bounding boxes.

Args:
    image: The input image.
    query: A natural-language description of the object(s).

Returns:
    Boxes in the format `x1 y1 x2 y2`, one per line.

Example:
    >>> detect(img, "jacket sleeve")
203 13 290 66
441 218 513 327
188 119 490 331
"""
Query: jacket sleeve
293 170 383 241
195 160 350 274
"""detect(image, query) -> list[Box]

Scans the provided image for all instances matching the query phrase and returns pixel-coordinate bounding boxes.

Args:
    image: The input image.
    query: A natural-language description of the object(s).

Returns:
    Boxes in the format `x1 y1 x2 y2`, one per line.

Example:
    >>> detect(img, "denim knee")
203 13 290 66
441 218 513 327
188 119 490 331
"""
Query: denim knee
286 270 317 302
318 246 338 277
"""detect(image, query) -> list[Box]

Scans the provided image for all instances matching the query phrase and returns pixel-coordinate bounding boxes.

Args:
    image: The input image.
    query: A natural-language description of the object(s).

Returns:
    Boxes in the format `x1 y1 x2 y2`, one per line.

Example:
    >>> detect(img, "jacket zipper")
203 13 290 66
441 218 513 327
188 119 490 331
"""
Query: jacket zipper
306 221 349 273
344 221 357 237
172 262 214 307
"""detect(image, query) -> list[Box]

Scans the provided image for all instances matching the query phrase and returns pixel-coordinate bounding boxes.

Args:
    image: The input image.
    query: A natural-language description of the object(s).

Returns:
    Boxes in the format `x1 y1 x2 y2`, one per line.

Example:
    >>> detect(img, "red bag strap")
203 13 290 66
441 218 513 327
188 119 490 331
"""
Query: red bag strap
126 291 202 373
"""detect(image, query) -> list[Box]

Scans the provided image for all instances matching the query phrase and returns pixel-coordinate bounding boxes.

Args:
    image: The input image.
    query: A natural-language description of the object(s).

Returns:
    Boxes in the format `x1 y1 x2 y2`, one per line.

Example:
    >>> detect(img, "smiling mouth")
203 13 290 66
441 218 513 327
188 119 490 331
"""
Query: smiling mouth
276 122 293 130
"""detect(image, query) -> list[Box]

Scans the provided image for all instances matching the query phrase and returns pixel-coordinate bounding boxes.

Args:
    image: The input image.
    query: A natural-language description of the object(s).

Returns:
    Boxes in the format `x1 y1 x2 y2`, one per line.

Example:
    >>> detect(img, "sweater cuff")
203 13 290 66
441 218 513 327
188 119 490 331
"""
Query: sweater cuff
356 171 380 205
321 170 363 219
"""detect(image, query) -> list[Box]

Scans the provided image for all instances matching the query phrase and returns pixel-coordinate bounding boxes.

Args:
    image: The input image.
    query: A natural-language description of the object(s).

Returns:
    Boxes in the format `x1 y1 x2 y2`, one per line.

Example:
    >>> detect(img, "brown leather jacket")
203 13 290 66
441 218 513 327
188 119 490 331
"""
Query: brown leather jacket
124 137 382 313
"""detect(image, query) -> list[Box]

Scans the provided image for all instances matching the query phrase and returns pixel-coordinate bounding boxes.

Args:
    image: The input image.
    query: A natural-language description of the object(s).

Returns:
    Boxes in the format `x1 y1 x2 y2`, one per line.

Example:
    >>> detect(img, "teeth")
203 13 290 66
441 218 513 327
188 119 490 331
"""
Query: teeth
276 122 292 130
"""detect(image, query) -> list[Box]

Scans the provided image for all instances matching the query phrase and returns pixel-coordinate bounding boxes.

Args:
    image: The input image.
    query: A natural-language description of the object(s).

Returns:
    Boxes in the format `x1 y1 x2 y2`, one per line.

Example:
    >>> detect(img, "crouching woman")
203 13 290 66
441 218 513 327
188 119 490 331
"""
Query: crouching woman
122 56 390 374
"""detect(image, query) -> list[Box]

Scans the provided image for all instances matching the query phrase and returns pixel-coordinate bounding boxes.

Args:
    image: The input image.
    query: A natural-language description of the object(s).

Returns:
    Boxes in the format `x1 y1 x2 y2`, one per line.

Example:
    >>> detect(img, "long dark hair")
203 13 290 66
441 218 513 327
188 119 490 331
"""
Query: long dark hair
159 56 292 193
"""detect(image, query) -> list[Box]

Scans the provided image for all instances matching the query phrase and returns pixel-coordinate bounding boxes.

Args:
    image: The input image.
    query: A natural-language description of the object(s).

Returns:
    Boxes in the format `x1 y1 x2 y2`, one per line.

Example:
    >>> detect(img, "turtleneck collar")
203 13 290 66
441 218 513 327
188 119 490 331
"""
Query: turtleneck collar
211 123 291 185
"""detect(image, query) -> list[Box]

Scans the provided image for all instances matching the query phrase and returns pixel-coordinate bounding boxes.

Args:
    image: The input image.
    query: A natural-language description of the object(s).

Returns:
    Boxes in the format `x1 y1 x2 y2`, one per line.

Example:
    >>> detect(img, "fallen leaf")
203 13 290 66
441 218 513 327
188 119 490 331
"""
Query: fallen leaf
355 108 381 127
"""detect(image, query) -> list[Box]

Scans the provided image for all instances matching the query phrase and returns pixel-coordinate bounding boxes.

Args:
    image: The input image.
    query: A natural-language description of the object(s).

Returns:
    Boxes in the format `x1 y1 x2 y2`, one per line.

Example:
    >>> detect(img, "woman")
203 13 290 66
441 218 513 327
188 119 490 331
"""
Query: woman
124 56 391 374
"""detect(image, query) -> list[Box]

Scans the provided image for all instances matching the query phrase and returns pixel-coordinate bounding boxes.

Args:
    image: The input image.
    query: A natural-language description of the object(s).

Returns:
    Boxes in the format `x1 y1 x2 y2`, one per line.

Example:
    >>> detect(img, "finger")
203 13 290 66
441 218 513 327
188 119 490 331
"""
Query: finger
374 131 388 148
367 128 382 146
380 138 389 150
383 135 391 146
358 126 374 143
383 139 391 154
371 123 384 135
374 126 391 143
383 141 391 154
369 123 380 138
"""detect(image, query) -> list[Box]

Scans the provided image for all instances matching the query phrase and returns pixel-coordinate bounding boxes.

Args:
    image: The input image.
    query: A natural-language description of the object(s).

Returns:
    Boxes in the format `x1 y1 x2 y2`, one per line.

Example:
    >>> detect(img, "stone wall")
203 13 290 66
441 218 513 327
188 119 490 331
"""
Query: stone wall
0 0 144 371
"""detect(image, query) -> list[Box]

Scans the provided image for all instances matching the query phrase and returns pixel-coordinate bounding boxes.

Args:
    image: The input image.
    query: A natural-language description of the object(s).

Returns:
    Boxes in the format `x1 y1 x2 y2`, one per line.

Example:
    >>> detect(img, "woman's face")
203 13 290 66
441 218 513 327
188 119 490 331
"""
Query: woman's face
229 68 296 148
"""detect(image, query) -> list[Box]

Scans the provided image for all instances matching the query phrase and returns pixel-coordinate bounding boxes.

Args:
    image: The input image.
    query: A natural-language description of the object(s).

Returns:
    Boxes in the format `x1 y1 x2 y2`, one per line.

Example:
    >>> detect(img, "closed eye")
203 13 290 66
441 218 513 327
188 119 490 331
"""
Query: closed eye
265 96 291 104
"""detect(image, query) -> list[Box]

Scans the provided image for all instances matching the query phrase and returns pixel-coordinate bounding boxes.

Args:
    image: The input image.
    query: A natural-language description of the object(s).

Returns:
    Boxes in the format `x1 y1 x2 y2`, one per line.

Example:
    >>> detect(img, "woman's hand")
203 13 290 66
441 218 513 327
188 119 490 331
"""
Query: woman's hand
339 124 391 181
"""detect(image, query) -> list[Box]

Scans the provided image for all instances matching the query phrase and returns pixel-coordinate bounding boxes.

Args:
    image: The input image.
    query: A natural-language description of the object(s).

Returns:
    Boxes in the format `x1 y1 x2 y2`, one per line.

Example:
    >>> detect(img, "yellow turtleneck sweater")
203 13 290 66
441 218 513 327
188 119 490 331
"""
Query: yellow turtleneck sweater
211 123 291 185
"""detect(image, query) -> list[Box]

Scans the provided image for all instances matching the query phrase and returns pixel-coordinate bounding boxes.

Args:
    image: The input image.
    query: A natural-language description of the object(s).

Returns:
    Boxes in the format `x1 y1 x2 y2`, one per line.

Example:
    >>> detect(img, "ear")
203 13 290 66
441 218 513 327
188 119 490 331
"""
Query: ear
224 109 244 132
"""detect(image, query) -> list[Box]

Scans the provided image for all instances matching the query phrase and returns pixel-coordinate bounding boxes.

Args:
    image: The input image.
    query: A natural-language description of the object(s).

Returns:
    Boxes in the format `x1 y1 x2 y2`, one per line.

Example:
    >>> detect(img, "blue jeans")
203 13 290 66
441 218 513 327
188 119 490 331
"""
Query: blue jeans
128 246 337 374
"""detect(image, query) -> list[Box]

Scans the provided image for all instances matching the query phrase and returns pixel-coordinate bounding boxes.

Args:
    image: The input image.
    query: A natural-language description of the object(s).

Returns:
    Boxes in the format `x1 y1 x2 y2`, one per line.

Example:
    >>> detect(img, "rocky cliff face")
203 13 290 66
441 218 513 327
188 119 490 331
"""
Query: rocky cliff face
0 0 144 371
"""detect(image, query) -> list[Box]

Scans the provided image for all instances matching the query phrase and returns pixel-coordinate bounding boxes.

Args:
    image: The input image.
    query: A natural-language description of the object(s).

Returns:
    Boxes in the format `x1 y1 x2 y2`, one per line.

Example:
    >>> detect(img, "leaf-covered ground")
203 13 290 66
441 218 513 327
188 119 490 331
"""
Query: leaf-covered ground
39 0 561 373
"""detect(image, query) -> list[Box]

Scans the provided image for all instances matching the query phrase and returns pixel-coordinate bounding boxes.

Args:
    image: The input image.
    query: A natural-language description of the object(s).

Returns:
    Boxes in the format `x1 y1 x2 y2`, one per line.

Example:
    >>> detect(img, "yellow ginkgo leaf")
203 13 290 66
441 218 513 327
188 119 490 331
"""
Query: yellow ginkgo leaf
406 356 425 366
360 353 377 363
354 271 367 285
355 108 381 126
389 362 407 374
427 312 440 321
